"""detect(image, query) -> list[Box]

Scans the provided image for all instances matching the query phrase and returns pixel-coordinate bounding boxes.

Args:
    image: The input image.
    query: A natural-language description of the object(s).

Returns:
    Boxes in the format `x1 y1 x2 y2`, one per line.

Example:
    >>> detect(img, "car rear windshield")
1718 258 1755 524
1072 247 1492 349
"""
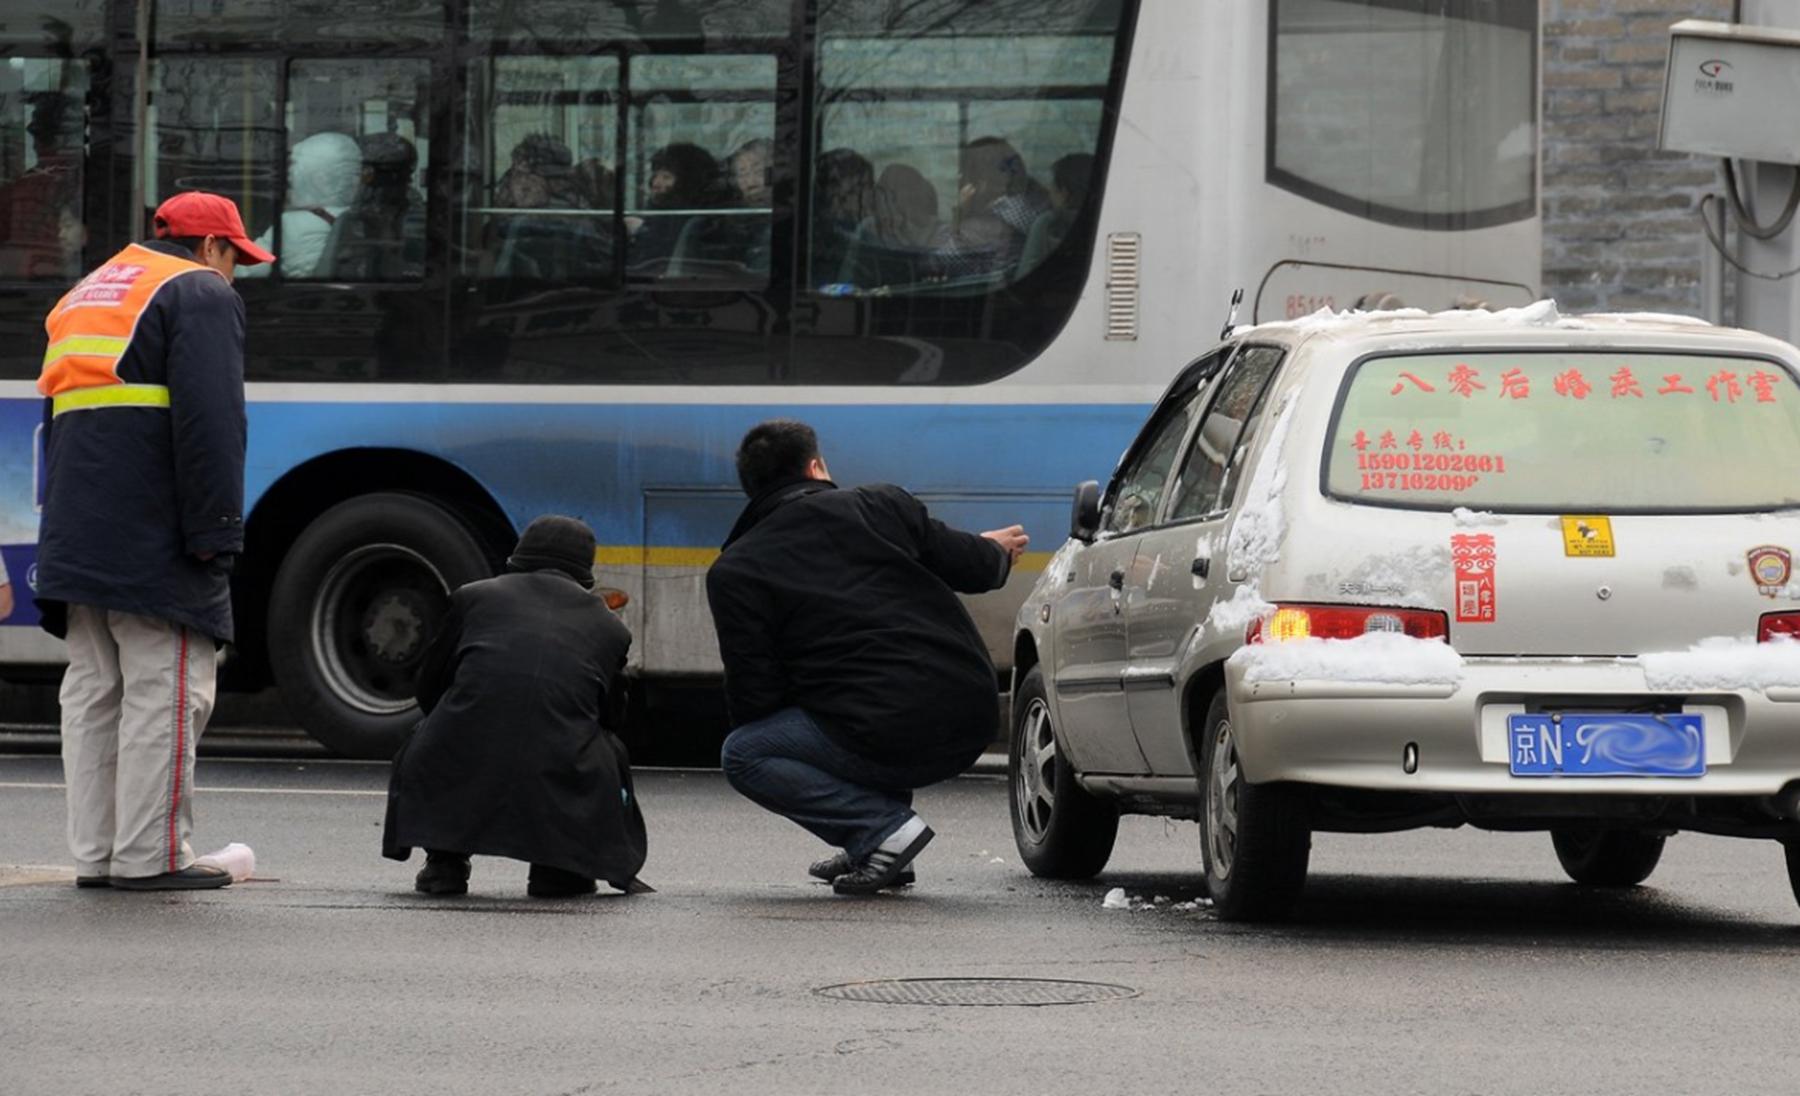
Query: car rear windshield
1325 351 1800 512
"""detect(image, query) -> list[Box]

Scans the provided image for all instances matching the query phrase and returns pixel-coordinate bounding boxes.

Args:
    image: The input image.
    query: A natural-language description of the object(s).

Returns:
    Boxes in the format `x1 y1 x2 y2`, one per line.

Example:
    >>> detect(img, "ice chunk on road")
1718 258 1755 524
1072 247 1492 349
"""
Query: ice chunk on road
1102 887 1132 910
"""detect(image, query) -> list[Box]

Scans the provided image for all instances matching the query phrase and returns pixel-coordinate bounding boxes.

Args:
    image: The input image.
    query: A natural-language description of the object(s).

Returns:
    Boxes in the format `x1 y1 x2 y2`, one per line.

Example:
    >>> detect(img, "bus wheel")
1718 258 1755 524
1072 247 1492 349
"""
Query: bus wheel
267 493 493 758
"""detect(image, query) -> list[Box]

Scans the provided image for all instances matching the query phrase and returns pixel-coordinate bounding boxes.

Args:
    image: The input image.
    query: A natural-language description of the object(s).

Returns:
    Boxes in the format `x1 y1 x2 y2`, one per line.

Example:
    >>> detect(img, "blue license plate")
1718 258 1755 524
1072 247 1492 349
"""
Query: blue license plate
1508 713 1705 777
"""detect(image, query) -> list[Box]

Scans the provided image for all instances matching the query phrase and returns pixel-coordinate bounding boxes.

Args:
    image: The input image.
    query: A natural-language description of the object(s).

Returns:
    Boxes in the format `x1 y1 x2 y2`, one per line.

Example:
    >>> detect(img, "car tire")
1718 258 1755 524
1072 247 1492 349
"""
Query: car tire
267 493 493 759
1198 689 1310 921
1784 840 1800 911
1550 828 1666 887
1008 665 1119 878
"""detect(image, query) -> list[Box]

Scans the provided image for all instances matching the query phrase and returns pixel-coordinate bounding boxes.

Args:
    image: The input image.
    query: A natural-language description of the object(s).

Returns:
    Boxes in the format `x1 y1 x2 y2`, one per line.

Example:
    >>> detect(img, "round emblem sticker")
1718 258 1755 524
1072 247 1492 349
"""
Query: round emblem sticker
1748 545 1792 597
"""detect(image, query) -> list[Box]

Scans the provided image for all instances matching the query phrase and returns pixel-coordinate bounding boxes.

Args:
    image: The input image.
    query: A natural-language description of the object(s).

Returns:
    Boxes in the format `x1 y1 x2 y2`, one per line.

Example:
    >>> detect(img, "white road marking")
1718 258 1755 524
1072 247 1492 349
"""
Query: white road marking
0 781 385 797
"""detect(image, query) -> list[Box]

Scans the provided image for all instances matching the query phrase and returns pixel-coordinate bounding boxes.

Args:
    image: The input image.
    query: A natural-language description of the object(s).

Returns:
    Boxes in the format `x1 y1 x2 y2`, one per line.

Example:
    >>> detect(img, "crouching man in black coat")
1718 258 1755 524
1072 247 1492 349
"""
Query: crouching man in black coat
707 420 1028 895
383 515 650 898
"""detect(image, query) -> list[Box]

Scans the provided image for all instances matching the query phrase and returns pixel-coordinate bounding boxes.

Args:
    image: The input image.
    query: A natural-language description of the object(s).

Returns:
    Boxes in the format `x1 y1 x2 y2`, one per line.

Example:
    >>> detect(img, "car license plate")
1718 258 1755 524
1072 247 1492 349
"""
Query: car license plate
1507 713 1705 777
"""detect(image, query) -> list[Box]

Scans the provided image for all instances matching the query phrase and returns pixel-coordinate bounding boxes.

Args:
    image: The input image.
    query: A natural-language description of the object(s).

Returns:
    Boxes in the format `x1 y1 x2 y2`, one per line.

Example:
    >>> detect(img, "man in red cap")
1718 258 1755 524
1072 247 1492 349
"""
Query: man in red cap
35 190 273 890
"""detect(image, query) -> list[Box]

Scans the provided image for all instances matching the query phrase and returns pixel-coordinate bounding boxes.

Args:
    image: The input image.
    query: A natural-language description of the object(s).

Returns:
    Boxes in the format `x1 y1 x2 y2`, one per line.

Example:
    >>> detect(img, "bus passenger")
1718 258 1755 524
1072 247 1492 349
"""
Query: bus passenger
707 420 1029 895
631 142 728 269
238 131 361 280
729 138 773 208
384 516 651 898
933 136 1050 279
811 147 875 285
324 133 424 280
37 191 272 890
495 134 585 210
0 93 84 281
873 163 941 249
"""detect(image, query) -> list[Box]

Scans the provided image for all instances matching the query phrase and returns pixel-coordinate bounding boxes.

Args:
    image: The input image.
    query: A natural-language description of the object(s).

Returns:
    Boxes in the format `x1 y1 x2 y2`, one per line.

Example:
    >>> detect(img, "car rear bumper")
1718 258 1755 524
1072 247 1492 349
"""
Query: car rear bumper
1224 656 1800 796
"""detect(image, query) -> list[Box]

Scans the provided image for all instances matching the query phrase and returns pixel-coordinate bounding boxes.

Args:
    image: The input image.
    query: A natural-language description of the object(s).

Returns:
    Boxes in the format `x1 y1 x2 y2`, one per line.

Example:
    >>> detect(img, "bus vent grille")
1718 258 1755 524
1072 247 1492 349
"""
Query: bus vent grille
1104 233 1140 341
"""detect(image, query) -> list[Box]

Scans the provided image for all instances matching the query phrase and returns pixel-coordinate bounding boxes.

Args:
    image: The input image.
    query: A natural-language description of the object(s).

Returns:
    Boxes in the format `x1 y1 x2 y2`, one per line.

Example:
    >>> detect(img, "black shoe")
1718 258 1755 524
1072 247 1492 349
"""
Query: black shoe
528 864 597 898
808 850 914 887
75 875 111 889
415 853 470 896
112 865 231 891
833 824 934 896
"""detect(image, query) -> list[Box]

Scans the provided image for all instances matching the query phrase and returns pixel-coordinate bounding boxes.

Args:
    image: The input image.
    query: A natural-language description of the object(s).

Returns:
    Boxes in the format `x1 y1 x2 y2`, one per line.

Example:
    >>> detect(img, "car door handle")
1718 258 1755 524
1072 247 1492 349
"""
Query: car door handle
1108 569 1125 590
1191 558 1210 579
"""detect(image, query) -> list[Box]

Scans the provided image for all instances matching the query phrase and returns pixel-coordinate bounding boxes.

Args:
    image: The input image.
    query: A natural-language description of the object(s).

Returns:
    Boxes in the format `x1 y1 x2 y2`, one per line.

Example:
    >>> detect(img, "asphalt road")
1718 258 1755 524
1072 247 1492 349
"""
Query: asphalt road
3 754 1799 1096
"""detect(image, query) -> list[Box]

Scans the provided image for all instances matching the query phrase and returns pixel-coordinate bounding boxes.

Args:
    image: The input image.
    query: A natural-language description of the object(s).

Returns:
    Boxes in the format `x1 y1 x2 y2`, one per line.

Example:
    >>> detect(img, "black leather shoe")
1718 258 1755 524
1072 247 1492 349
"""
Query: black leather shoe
833 825 934 896
415 853 470 896
112 865 231 891
75 875 111 889
528 864 597 898
808 851 914 887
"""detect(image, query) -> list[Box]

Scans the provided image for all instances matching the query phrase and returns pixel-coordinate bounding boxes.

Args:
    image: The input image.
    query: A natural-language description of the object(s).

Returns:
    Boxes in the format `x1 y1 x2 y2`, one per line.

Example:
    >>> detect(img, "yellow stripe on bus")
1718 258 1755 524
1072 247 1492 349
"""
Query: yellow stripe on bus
594 546 1053 573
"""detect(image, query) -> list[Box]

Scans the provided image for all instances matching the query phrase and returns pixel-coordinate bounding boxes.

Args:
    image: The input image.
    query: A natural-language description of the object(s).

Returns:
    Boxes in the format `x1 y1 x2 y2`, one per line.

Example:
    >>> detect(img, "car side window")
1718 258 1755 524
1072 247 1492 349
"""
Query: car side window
1166 346 1286 521
1101 385 1208 537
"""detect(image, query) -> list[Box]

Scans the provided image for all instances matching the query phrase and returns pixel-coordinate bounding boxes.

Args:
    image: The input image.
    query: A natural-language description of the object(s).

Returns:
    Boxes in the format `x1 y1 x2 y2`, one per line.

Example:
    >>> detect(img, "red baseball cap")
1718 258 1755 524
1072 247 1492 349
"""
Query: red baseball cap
152 191 276 266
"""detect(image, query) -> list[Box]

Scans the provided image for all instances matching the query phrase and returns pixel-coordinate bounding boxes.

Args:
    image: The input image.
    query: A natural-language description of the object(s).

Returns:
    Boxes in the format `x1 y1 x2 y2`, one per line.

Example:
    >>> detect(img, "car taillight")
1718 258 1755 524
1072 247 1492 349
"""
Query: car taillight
1246 603 1449 644
1758 612 1800 642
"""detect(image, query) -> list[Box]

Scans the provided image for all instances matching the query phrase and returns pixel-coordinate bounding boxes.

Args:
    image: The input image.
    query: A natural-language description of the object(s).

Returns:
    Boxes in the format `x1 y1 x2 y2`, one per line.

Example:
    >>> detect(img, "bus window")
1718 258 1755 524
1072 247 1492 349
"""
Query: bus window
249 59 432 283
812 1 1121 296
0 62 87 282
155 0 443 51
625 55 775 284
144 58 281 244
460 56 619 283
1268 0 1536 230
466 0 787 46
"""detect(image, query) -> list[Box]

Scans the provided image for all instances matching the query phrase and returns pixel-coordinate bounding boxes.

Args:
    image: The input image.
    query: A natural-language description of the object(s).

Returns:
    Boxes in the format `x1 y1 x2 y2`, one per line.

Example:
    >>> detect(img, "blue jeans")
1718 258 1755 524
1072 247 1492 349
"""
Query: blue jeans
720 708 974 861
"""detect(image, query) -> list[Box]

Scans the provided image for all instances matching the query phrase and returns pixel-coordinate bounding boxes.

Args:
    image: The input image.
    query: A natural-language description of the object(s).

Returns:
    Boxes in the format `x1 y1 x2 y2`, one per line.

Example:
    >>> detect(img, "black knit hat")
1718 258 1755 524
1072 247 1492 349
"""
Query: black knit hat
507 515 596 588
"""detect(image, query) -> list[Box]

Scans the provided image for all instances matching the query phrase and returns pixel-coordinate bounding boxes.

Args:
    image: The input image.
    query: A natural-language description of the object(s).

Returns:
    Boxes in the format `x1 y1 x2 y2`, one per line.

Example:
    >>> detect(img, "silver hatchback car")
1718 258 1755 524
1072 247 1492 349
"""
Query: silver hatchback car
1010 305 1800 920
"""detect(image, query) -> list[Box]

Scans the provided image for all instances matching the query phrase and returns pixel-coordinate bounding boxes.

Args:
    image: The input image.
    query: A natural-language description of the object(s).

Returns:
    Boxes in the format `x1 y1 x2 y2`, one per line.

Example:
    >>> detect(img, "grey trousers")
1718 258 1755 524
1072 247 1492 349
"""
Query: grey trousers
60 604 218 880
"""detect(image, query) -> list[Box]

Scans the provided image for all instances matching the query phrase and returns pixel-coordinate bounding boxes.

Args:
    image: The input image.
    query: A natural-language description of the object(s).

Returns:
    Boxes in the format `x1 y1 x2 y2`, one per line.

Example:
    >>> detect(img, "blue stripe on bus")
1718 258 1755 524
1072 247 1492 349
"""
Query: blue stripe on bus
244 401 1149 545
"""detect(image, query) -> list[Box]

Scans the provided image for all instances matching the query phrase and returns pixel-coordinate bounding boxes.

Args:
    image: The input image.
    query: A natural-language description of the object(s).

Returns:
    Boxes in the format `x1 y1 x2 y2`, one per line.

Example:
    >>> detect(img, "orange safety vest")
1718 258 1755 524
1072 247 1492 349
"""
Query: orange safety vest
38 243 224 417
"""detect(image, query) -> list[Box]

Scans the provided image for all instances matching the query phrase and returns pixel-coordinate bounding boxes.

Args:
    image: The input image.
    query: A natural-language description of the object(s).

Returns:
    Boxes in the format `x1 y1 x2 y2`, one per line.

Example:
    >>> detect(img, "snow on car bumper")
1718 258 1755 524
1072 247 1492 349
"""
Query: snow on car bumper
1223 655 1800 795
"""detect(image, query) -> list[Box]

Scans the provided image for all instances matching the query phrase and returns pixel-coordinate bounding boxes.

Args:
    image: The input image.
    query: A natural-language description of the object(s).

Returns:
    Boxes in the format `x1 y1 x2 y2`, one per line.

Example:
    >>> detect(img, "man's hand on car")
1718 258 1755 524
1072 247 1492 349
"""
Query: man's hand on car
982 525 1030 562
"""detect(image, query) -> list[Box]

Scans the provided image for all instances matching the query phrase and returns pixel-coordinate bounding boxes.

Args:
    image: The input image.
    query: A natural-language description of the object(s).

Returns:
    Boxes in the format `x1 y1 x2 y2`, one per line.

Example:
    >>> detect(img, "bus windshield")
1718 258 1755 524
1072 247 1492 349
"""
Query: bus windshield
1327 352 1800 513
1268 0 1536 230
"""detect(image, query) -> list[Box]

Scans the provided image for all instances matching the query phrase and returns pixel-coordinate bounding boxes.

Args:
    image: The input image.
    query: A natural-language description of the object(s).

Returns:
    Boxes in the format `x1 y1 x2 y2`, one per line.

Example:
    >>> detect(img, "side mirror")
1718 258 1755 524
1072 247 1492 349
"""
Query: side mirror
1070 480 1101 542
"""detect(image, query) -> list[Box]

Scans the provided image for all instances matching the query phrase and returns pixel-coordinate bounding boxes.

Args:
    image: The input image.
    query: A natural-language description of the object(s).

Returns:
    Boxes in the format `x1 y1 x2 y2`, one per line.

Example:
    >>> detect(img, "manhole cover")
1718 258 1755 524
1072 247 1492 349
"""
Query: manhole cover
814 977 1138 1007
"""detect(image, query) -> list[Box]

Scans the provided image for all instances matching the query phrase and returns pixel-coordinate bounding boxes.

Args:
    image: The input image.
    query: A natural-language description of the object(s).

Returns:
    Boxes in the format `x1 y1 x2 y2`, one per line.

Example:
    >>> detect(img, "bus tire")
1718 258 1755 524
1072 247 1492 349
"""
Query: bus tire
267 493 493 759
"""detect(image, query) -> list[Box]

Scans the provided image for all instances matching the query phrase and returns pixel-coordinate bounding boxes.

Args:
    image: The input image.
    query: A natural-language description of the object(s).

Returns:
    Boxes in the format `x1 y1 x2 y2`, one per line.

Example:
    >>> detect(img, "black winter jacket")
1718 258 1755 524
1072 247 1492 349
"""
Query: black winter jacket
35 240 246 642
383 570 646 887
706 479 1010 767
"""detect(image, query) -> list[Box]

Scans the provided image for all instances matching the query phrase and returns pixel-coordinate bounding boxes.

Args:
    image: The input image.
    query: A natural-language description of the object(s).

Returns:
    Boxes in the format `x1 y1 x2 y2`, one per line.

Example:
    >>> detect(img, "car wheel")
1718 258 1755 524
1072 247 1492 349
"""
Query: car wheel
1550 828 1666 887
1008 665 1119 878
267 493 493 759
1784 840 1800 912
1198 689 1310 921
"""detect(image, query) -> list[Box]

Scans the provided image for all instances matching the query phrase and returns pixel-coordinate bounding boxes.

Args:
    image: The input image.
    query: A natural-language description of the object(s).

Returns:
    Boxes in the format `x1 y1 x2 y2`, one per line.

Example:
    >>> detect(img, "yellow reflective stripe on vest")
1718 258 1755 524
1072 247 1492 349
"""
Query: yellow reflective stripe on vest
50 383 172 417
42 334 132 370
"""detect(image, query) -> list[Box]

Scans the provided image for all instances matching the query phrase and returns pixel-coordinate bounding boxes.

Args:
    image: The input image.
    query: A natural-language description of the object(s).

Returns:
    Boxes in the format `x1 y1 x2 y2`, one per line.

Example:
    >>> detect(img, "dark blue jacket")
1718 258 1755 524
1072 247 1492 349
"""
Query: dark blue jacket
35 241 247 643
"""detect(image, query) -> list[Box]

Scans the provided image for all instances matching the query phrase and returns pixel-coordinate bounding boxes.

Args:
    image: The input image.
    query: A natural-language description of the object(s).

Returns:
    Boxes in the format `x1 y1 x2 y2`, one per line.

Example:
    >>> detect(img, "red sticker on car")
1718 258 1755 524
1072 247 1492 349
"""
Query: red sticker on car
1452 534 1496 623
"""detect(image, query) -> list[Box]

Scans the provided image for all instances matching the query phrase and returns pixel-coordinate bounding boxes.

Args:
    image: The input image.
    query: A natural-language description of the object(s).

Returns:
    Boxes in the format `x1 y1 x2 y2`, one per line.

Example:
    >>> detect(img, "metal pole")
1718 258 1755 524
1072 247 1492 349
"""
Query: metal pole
129 0 150 239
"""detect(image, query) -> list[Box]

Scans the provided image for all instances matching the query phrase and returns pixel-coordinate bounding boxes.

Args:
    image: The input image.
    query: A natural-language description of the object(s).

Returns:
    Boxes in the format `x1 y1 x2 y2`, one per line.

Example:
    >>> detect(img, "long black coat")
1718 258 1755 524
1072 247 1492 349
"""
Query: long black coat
382 570 646 887
36 240 246 642
705 479 1010 770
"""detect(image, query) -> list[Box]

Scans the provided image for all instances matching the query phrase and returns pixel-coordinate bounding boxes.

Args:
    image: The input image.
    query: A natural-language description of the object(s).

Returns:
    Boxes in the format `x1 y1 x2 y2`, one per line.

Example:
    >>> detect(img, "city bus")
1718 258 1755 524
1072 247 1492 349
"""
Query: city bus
0 0 1540 756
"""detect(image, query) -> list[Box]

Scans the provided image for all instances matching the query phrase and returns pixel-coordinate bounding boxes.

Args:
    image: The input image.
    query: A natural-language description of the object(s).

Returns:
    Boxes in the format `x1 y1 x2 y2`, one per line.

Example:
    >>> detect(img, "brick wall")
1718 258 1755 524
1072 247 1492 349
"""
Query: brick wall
1541 0 1731 315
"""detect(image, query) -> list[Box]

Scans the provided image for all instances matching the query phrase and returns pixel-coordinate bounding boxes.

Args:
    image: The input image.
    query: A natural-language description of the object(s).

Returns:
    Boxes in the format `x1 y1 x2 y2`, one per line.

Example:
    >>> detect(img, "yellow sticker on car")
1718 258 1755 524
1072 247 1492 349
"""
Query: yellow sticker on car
1561 515 1614 557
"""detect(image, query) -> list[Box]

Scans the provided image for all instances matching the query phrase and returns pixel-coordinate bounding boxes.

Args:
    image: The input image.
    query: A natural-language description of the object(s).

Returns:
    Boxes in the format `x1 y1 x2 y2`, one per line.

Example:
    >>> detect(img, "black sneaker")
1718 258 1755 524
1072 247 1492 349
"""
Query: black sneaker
527 864 597 898
808 851 914 887
832 824 934 896
75 875 111 889
112 865 231 891
415 852 470 896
